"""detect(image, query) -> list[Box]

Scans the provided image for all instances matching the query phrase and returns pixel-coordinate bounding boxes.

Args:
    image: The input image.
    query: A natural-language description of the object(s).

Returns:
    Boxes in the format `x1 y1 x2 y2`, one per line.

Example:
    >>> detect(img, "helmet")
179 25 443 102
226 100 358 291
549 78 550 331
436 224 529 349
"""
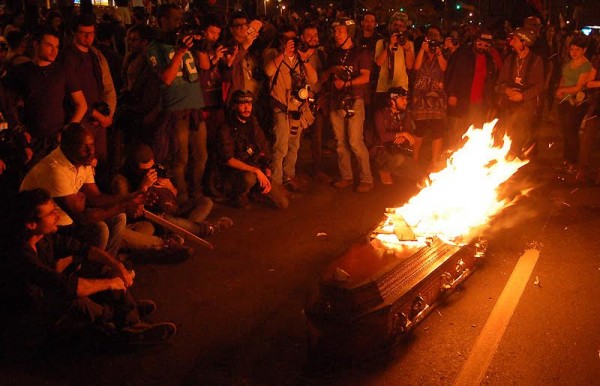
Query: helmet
230 89 254 105
388 87 408 99
513 27 536 47
332 17 356 39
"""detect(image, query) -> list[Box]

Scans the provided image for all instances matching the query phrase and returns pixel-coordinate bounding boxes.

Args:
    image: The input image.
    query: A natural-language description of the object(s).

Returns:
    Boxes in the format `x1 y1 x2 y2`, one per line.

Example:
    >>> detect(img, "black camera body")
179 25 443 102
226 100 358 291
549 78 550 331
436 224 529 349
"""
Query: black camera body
153 163 169 179
391 33 407 51
428 39 441 52
219 40 237 55
386 141 414 157
340 94 356 118
177 24 203 49
92 101 111 117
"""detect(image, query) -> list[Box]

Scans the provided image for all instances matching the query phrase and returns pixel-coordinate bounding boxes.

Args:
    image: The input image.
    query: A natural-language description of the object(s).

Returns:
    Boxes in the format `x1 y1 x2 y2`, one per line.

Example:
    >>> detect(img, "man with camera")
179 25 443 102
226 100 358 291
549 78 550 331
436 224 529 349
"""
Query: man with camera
263 24 317 192
62 14 117 186
373 87 425 185
373 12 414 110
495 27 543 159
321 17 373 193
226 11 261 99
147 4 207 207
217 90 288 209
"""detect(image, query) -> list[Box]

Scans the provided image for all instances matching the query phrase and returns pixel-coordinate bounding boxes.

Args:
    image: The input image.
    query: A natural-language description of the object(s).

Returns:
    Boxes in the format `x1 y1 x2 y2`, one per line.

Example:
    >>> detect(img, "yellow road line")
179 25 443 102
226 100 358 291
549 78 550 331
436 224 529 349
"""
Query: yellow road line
453 249 540 386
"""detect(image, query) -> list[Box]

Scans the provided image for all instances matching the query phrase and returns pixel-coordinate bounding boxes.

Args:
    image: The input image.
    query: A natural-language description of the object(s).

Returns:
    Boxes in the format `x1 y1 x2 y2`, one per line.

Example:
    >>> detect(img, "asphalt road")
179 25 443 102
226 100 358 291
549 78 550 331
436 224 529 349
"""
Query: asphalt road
2 118 600 385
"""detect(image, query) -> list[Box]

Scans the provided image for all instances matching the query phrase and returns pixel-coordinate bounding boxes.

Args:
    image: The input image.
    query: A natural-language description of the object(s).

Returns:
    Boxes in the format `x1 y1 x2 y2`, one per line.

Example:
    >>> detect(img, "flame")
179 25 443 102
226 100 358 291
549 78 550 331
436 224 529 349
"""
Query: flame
377 119 530 247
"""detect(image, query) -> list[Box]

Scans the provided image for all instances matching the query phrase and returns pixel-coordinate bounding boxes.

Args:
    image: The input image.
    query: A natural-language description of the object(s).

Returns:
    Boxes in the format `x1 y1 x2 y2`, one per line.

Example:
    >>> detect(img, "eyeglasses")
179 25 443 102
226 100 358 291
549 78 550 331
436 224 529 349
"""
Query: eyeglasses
476 41 491 49
231 23 248 29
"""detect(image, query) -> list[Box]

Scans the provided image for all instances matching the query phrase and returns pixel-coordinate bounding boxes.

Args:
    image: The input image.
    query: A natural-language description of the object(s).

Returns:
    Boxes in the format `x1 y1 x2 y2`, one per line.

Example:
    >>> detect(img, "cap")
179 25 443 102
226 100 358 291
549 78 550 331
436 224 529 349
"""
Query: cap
332 17 356 39
477 32 493 43
513 27 536 46
231 89 254 104
389 87 408 99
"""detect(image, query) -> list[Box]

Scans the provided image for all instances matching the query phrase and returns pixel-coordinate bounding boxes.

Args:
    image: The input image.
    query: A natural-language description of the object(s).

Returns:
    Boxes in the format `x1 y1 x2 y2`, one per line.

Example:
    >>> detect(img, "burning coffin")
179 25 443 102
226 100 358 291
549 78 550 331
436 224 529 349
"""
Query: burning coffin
305 217 486 359
306 121 530 361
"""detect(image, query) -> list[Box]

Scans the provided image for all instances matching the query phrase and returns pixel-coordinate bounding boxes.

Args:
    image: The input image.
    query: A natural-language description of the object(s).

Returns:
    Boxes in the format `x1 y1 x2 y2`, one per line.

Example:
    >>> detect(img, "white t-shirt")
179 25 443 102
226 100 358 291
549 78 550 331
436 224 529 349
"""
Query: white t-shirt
20 148 95 226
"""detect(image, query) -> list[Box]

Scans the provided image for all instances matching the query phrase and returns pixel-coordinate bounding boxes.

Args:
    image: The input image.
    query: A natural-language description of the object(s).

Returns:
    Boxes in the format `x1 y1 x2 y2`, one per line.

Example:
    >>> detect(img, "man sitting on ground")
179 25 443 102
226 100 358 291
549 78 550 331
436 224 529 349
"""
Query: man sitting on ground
112 143 233 252
20 123 144 256
0 189 176 356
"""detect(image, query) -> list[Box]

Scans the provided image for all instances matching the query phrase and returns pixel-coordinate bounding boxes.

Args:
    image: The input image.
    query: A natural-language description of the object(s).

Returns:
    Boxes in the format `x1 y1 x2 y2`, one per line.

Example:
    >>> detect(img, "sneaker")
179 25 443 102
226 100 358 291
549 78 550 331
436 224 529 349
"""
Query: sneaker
333 179 353 189
136 300 157 320
379 170 393 185
284 177 306 192
356 182 373 193
123 322 177 345
204 217 234 236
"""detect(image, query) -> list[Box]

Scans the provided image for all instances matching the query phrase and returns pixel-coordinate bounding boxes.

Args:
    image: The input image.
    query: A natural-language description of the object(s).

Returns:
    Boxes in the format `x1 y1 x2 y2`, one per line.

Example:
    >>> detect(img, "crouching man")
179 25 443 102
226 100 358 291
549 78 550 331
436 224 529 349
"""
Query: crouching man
217 90 289 209
0 189 176 356
373 87 426 184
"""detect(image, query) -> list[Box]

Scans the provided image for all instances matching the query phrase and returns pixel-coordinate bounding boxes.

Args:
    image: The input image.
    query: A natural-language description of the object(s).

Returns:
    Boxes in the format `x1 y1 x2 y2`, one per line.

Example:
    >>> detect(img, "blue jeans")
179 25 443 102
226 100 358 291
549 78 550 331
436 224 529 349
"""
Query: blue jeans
329 98 373 183
271 109 303 185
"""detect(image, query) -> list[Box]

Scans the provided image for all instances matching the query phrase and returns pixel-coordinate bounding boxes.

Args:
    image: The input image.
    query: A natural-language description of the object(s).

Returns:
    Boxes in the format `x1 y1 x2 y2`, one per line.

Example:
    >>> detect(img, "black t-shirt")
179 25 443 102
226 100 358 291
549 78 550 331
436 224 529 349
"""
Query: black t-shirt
217 116 271 167
63 47 102 109
326 45 372 99
5 62 81 137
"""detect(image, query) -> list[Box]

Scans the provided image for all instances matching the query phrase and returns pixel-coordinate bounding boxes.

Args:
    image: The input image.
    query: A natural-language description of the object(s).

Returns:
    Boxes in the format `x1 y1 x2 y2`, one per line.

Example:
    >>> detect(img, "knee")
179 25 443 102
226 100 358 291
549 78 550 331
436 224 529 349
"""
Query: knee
91 222 110 249
243 171 258 188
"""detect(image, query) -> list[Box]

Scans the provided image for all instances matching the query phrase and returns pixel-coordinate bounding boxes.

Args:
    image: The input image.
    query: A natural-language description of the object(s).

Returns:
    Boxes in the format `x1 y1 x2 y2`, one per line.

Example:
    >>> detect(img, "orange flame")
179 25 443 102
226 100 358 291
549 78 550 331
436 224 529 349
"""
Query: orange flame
378 119 530 247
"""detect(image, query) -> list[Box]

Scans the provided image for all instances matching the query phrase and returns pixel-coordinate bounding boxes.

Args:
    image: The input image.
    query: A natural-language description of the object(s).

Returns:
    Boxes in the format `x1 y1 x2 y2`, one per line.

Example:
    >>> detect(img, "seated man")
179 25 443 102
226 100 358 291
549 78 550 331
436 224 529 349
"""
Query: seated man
111 143 233 251
20 123 143 256
217 90 289 209
0 189 176 356
373 87 426 185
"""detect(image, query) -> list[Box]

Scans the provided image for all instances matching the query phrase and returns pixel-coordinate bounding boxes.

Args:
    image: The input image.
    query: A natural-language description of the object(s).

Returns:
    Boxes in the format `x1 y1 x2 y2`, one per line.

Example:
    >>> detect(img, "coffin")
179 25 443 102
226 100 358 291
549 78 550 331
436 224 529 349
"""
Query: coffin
305 220 485 361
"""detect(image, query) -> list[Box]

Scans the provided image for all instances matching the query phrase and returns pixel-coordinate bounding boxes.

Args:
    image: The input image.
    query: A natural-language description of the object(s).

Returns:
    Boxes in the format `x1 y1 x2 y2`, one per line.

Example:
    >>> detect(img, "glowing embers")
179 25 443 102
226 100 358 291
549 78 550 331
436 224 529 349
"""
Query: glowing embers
378 120 531 247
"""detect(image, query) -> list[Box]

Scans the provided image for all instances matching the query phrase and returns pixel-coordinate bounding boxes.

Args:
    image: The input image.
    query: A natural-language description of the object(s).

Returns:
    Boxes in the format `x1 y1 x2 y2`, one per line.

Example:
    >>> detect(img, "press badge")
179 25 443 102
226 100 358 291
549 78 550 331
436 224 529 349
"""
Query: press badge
246 147 254 156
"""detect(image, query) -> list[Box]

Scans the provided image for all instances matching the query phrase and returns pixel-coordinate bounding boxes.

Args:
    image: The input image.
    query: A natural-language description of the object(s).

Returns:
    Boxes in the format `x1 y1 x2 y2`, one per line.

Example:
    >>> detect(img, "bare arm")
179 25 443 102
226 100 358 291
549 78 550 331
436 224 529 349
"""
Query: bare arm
226 157 271 193
69 90 88 123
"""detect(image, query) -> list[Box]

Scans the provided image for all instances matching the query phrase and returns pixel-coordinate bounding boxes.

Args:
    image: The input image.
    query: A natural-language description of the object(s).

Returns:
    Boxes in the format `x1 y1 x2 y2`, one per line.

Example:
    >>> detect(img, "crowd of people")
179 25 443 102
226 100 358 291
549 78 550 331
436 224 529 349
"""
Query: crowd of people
0 2 599 356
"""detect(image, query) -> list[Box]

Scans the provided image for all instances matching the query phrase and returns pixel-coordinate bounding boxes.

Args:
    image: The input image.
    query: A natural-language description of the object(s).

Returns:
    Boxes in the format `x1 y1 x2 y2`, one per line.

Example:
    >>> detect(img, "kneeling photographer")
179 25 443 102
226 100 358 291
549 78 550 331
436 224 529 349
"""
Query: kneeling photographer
321 17 373 193
263 24 317 193
373 87 425 185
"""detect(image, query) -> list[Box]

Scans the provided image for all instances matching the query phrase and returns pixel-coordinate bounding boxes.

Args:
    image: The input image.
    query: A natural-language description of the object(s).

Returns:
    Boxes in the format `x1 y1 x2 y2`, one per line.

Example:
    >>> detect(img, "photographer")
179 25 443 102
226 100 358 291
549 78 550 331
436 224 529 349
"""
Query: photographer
373 12 415 109
147 4 207 207
226 11 261 99
495 27 543 160
321 17 373 193
112 144 232 252
412 26 447 172
373 87 425 185
217 90 288 209
263 24 317 191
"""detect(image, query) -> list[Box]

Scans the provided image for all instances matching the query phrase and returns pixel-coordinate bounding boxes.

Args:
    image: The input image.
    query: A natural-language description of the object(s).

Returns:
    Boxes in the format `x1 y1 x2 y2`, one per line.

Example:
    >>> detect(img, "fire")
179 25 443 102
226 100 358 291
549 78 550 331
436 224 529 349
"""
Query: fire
376 119 530 247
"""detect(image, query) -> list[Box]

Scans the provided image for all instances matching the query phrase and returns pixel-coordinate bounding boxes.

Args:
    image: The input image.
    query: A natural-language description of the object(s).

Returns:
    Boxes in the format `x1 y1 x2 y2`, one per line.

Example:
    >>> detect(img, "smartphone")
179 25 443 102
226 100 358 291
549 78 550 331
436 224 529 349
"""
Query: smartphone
247 20 262 35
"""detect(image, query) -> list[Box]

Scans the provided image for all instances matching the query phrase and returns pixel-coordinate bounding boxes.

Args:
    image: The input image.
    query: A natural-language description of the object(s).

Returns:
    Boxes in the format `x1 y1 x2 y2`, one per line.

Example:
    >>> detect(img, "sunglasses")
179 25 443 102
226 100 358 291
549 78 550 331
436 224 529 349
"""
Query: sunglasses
231 23 248 29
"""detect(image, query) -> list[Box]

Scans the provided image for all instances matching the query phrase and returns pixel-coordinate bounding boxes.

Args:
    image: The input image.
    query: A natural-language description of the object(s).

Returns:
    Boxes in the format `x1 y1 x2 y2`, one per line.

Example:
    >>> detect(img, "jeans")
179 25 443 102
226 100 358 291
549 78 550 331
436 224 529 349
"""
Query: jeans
329 98 373 183
59 213 127 257
271 109 303 184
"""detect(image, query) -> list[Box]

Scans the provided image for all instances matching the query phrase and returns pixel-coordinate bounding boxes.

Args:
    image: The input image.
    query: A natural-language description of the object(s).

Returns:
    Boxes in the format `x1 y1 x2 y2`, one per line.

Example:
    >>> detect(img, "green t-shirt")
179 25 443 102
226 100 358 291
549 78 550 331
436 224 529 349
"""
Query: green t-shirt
147 41 205 111
562 59 592 88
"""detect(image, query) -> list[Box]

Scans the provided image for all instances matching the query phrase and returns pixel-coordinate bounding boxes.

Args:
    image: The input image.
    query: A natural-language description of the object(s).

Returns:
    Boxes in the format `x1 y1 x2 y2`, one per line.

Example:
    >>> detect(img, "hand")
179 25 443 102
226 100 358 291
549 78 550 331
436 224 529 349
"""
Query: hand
505 87 516 97
24 147 33 164
114 263 134 288
225 45 238 67
140 168 158 191
243 29 259 50
508 92 523 102
448 96 458 107
394 132 415 146
0 159 5 175
555 89 565 98
254 168 271 194
389 34 399 48
177 35 194 53
109 277 127 291
421 40 429 52
298 47 313 63
23 131 32 144
214 45 226 60
334 79 346 90
95 112 113 129
55 256 74 274
155 177 177 196
283 39 295 57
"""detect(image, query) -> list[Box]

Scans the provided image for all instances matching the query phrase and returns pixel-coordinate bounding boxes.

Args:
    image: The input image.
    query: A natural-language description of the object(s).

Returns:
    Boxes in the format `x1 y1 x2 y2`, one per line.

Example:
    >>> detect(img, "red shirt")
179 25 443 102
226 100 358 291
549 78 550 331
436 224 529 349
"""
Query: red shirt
470 53 487 103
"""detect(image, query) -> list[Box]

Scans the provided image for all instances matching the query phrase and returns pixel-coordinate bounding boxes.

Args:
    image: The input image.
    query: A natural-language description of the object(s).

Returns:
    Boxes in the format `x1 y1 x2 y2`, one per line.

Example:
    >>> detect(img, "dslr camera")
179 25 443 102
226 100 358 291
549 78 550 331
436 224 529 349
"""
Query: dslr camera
391 33 407 51
339 93 356 118
427 39 441 52
152 163 169 179
177 24 203 49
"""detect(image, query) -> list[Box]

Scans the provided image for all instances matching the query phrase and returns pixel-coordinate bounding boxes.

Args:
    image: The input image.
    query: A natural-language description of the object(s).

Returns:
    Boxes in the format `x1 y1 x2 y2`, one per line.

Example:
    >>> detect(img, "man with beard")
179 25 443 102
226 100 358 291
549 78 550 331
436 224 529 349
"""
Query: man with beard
496 27 543 159
5 29 87 167
321 17 373 193
20 124 144 256
373 87 425 185
147 4 207 207
445 31 498 149
217 90 288 209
